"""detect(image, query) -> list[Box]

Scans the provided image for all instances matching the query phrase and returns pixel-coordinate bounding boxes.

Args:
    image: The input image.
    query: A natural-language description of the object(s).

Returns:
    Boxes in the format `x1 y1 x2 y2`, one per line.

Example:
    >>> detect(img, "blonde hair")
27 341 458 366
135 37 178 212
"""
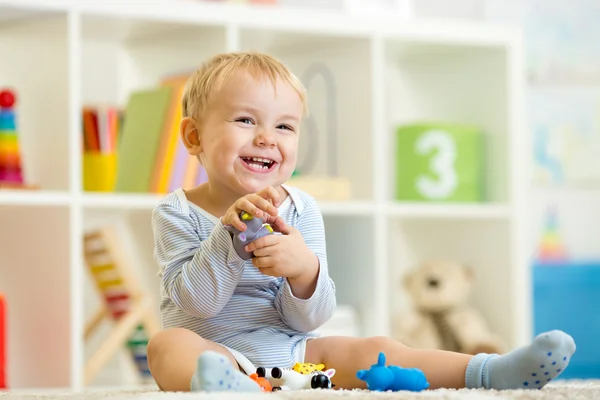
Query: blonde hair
182 52 307 120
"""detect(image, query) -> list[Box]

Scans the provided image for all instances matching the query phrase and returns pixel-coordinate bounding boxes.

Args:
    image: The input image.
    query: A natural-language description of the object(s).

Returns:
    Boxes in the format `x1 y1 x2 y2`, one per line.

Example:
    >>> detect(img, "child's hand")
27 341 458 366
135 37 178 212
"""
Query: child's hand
222 186 280 232
245 221 319 282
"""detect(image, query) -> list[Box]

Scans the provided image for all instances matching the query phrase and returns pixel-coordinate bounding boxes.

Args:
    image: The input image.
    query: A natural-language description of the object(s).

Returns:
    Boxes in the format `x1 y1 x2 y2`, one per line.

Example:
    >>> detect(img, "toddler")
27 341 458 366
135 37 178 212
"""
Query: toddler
148 52 575 392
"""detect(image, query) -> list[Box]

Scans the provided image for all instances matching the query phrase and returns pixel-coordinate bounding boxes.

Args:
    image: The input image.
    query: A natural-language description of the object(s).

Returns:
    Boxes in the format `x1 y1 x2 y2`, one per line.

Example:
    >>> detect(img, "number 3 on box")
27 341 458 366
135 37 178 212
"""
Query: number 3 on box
415 129 457 199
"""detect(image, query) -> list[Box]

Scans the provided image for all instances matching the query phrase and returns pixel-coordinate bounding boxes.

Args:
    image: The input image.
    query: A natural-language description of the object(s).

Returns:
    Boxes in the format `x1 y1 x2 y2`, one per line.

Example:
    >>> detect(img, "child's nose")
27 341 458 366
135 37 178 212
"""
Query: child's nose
254 128 276 147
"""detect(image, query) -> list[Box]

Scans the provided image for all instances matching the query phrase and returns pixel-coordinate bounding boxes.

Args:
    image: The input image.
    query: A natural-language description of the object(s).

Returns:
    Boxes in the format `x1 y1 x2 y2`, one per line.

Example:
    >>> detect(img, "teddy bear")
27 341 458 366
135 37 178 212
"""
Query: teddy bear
393 260 506 355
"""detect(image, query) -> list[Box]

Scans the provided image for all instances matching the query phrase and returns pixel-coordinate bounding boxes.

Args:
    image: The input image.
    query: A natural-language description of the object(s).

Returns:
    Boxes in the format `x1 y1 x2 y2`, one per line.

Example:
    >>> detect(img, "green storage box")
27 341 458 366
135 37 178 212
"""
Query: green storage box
395 123 485 202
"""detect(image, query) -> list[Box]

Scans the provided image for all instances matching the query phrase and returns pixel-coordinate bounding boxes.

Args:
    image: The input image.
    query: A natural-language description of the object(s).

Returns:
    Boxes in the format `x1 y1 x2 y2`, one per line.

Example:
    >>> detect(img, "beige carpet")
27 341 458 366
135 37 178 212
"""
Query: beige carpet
0 381 599 400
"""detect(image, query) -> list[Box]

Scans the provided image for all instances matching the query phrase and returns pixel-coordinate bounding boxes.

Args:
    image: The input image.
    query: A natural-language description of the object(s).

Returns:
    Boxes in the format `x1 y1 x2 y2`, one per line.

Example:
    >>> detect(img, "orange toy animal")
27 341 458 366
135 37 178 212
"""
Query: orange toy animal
249 373 273 392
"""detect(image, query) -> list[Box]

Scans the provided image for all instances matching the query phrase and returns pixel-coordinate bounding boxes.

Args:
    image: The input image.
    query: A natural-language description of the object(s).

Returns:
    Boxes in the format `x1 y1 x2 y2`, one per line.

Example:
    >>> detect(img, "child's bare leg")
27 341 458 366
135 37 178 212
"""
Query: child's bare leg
147 327 239 391
305 336 470 390
305 330 576 391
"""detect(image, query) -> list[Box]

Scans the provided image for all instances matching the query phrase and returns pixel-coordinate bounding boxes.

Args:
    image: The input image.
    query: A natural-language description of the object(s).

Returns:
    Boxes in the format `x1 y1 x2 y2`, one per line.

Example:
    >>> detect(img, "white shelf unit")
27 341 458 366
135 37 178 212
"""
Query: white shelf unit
0 0 528 390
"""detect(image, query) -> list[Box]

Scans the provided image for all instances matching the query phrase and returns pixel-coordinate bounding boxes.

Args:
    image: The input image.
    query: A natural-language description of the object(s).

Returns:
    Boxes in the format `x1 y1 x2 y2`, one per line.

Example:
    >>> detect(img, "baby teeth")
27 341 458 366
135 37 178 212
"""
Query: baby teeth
248 163 269 170
251 157 272 164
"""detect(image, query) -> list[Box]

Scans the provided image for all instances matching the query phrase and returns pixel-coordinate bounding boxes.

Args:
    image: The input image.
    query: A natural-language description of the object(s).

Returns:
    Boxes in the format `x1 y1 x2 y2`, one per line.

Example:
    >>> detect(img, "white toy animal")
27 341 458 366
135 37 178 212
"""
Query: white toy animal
256 366 336 390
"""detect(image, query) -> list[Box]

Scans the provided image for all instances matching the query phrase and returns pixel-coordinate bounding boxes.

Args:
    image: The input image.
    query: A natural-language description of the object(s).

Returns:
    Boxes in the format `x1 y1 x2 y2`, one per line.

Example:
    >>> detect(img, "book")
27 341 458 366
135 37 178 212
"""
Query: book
114 87 173 193
149 74 189 193
82 72 209 194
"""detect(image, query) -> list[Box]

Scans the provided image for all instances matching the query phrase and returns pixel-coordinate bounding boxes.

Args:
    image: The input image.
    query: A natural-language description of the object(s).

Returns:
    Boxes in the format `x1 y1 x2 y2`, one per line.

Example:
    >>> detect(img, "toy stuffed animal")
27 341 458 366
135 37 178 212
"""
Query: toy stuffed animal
393 260 506 355
223 211 276 259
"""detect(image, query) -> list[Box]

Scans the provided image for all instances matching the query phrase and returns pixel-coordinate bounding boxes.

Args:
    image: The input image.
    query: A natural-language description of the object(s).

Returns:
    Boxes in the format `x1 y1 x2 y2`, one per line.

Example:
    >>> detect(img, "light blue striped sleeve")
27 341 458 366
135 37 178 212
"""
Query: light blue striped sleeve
274 197 337 333
152 203 245 319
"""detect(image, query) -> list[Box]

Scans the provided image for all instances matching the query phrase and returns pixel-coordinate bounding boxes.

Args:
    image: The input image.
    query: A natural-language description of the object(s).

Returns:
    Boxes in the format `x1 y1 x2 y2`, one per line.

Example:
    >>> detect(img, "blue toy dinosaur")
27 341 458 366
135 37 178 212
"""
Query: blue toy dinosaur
224 211 276 260
356 352 429 392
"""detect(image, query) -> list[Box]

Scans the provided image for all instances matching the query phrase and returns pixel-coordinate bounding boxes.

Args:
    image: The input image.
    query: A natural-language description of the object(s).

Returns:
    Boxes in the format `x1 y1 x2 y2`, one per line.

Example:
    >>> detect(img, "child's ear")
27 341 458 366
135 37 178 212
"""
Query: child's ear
180 116 202 155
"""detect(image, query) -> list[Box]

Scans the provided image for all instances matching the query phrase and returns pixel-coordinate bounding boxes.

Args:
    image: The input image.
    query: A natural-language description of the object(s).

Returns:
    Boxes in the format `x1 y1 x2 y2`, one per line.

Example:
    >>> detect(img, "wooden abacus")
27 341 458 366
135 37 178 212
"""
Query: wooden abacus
83 226 160 385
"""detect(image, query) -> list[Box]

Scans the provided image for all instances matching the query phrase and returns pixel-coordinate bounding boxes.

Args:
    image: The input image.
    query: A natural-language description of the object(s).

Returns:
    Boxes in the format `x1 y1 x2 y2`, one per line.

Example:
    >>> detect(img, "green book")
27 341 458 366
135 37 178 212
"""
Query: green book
114 86 172 193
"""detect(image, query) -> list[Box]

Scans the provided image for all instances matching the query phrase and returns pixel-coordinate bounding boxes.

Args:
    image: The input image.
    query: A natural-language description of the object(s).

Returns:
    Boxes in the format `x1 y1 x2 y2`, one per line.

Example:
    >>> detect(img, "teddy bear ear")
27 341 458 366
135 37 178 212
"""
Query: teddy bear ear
402 268 415 289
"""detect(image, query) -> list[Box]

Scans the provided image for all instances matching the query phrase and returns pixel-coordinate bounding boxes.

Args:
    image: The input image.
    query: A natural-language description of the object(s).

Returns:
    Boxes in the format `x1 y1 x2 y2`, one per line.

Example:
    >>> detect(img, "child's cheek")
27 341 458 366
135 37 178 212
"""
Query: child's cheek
283 148 297 169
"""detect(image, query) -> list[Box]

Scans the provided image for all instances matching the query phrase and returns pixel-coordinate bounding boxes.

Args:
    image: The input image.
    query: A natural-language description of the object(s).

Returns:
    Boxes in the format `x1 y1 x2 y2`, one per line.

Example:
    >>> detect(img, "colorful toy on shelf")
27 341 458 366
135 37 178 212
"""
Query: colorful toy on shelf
0 88 25 187
126 324 153 380
395 123 484 202
223 211 278 260
83 227 160 385
536 207 568 262
356 352 429 392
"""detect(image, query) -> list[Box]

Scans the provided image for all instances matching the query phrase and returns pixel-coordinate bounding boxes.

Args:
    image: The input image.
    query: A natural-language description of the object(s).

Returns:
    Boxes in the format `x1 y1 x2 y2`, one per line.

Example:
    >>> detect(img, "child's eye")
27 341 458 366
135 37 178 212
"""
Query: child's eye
236 117 254 125
277 124 294 132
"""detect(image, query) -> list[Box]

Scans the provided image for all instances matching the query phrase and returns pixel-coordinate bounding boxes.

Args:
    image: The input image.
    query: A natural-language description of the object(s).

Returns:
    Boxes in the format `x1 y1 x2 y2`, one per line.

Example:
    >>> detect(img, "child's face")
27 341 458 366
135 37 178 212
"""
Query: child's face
197 70 303 196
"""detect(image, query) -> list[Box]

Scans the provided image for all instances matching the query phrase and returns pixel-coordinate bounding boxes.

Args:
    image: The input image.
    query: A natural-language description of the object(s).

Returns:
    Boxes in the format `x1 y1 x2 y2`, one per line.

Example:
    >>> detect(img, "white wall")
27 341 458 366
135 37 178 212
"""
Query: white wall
415 0 600 261
413 0 485 20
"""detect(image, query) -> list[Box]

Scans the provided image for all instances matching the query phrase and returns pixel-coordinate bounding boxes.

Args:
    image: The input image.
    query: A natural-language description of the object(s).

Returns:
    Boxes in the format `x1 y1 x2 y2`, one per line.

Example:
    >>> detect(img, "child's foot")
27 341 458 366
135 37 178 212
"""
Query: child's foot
466 330 576 390
190 351 261 392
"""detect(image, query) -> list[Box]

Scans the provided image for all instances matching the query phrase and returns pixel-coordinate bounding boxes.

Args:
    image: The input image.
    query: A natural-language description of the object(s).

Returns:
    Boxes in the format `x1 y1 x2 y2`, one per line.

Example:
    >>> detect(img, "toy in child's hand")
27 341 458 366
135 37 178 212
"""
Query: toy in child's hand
224 211 277 260
356 352 429 392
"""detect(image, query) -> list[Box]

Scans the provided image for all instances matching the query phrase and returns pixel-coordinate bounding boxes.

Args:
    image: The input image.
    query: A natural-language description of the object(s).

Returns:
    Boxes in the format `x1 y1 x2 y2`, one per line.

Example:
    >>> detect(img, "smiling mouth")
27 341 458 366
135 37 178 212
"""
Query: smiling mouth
240 156 277 171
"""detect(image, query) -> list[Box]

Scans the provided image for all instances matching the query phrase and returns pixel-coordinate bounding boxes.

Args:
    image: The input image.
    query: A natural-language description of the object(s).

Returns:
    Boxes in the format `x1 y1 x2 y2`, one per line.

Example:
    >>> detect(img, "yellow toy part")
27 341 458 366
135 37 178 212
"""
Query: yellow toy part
241 211 274 232
292 362 326 375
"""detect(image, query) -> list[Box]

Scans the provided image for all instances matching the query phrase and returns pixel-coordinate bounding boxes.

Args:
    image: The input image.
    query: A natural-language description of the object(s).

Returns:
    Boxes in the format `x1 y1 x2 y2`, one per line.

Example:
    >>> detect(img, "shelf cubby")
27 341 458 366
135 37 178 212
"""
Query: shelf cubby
240 29 374 201
323 215 374 337
383 39 511 205
80 13 228 108
387 217 520 347
0 11 70 191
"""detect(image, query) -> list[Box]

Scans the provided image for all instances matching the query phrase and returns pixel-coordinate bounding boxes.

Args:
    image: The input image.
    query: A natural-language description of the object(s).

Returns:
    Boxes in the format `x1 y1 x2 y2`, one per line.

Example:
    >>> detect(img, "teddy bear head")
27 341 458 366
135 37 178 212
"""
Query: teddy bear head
402 260 474 313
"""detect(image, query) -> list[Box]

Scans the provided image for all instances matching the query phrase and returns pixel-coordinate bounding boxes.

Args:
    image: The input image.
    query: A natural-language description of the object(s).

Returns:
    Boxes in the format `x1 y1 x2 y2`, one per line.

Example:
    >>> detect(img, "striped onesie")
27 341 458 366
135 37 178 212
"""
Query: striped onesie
151 185 337 373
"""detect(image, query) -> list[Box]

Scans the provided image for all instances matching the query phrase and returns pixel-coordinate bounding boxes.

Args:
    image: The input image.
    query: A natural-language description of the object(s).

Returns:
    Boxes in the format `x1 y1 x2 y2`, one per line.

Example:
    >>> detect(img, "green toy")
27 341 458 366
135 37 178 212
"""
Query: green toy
395 123 485 202
126 324 152 380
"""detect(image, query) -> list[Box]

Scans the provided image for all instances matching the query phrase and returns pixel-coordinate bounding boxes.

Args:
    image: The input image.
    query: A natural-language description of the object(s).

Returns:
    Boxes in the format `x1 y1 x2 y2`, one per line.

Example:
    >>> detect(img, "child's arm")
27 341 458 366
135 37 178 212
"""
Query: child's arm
273 198 336 333
152 203 246 319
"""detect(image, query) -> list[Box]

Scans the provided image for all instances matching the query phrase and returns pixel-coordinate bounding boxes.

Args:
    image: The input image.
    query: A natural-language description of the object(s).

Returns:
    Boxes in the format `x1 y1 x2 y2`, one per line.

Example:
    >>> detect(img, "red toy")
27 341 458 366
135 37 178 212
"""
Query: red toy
0 90 15 108
249 373 273 392
0 88 24 186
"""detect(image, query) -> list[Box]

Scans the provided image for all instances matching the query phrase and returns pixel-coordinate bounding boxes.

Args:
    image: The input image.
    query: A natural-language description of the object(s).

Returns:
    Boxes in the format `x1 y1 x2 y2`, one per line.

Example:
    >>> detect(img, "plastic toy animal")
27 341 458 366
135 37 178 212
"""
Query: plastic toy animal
356 352 429 392
249 372 273 392
223 211 276 259
293 362 326 375
257 366 336 390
